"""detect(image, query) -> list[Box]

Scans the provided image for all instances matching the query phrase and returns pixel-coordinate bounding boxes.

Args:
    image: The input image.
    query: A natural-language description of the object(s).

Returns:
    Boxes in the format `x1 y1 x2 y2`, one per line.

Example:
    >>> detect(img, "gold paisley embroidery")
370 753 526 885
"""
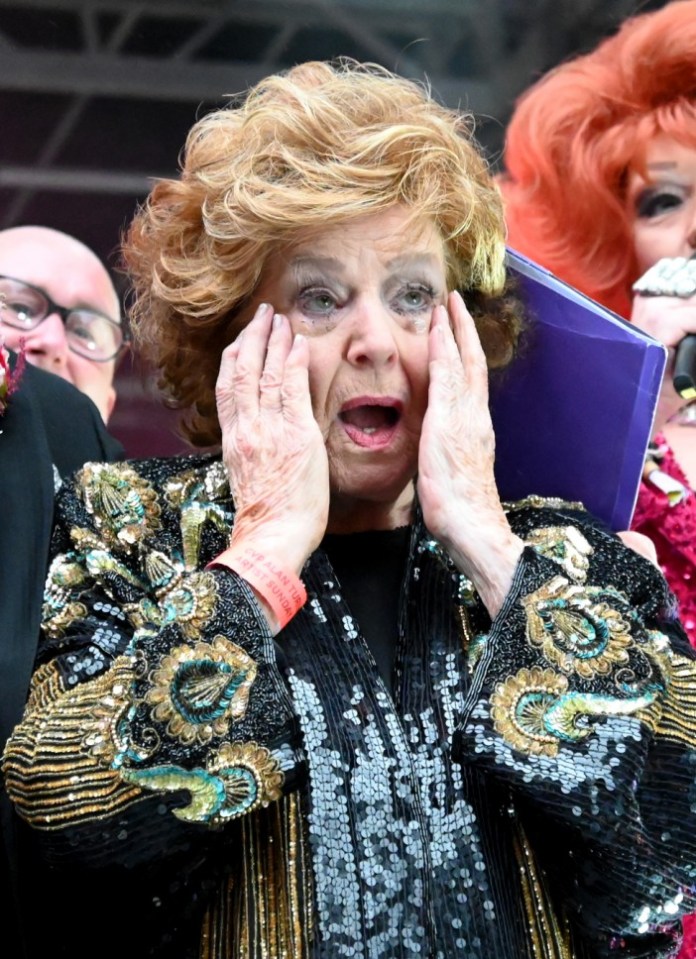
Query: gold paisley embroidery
42 553 89 638
165 465 232 570
523 576 633 678
209 741 284 813
78 462 161 548
145 635 257 746
158 570 218 639
122 742 283 826
525 526 592 583
490 667 569 757
491 666 658 758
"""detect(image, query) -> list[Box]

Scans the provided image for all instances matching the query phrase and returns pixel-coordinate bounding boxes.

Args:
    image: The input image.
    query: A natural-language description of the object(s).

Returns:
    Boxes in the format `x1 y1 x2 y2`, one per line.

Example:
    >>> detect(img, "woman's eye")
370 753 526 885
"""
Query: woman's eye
635 189 685 219
393 284 436 313
298 289 338 316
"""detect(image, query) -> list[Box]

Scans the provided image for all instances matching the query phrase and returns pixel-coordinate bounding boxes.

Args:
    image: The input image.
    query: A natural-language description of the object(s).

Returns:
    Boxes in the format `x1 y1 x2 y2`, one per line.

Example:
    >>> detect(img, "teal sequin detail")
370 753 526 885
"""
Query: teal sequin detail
538 598 610 660
171 659 247 725
544 689 660 743
121 742 283 824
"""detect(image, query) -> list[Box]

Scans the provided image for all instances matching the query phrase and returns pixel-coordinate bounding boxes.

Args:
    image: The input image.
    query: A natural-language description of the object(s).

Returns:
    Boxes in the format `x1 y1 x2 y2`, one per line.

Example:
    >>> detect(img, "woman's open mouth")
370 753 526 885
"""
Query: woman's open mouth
338 397 403 449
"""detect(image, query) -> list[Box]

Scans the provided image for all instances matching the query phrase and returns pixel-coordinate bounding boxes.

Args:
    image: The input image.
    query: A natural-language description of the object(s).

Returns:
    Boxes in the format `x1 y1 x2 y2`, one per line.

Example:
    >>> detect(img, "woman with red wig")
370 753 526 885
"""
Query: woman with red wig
501 8 696 954
500 0 696 650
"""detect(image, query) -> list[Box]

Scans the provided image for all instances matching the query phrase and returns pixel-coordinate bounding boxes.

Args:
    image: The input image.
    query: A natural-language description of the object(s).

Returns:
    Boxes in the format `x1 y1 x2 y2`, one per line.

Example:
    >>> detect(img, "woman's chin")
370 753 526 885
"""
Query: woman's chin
328 458 416 513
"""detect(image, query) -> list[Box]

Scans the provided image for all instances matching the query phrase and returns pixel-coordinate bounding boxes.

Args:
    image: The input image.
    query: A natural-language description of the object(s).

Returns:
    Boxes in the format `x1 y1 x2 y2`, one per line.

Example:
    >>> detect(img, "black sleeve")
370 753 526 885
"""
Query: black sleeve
454 507 696 957
3 460 304 872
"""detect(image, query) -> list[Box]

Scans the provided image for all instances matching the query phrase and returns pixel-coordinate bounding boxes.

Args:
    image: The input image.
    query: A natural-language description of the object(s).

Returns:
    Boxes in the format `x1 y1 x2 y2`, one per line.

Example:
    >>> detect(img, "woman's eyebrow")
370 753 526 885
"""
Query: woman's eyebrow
290 255 344 276
385 253 442 272
645 162 679 171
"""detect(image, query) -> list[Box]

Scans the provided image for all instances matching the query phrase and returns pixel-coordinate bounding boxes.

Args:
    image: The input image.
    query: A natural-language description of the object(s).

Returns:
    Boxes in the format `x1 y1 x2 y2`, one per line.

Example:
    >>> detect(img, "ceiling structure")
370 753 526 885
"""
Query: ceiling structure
0 0 665 455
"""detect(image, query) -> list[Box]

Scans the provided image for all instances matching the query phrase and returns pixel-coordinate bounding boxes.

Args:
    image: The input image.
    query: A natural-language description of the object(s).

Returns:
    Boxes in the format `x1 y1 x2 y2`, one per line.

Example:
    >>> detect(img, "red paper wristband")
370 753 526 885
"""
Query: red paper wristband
208 546 307 630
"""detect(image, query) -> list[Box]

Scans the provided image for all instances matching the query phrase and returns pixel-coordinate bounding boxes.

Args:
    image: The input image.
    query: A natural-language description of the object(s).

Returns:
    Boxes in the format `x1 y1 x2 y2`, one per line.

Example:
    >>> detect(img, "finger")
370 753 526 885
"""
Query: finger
281 333 315 425
216 336 243 425
233 302 274 415
258 313 294 411
448 290 489 380
617 530 659 567
428 303 461 368
426 306 467 418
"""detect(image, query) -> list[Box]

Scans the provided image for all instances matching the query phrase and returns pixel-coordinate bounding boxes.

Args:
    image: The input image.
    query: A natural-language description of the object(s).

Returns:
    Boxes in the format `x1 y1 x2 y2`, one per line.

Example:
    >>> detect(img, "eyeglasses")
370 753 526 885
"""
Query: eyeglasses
0 274 126 362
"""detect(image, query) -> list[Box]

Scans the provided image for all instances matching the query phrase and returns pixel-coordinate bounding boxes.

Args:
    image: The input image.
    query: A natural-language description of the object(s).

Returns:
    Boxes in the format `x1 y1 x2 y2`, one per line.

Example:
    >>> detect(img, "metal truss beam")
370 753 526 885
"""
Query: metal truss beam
0 165 153 194
0 47 497 112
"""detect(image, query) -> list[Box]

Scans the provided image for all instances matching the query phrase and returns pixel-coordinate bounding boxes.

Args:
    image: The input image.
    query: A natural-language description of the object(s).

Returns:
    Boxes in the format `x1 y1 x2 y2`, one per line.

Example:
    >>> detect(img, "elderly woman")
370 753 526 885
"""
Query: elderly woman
500 0 696 652
4 61 696 959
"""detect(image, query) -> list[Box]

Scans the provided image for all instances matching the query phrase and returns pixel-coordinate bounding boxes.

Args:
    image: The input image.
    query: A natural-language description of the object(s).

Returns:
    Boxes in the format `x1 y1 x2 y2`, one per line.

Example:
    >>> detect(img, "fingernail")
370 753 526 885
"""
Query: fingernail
256 302 271 317
292 333 305 348
273 313 283 329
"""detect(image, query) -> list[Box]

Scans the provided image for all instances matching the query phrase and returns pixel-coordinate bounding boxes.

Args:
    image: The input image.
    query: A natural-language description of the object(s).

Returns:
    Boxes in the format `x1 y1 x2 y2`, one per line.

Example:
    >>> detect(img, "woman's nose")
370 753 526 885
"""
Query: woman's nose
345 298 399 367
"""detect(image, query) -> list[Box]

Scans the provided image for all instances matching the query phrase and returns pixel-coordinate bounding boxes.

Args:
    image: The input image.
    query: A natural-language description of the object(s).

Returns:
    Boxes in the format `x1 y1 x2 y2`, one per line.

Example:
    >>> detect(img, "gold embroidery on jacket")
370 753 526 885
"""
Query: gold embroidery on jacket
525 526 592 583
121 742 283 826
78 461 161 548
512 815 575 959
165 464 232 570
145 636 257 746
3 658 143 828
638 634 696 749
490 665 658 758
523 576 633 679
490 667 569 757
199 792 313 959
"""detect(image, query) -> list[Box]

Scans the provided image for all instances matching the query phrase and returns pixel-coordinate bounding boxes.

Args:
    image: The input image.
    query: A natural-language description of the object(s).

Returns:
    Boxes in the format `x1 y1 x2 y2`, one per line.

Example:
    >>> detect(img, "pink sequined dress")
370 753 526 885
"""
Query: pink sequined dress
632 435 696 645
632 434 696 959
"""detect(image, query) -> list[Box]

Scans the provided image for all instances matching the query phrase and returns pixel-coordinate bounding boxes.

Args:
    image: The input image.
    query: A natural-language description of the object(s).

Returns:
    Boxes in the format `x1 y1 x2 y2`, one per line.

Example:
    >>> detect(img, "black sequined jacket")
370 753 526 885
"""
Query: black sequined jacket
3 454 696 959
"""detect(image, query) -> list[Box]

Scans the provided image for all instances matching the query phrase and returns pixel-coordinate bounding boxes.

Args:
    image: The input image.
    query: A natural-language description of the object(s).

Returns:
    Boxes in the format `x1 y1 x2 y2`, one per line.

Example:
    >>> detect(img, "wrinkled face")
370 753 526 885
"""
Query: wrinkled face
0 229 120 422
627 134 696 276
251 207 448 513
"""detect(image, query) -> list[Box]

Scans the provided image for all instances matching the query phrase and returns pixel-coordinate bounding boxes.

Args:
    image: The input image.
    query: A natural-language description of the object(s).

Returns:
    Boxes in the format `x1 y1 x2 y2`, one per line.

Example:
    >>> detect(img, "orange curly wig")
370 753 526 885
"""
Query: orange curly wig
500 0 696 318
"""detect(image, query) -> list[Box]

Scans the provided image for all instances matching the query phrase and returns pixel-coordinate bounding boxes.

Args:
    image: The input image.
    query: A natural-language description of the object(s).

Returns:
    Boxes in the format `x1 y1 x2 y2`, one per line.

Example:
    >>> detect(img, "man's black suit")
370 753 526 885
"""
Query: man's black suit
0 355 123 956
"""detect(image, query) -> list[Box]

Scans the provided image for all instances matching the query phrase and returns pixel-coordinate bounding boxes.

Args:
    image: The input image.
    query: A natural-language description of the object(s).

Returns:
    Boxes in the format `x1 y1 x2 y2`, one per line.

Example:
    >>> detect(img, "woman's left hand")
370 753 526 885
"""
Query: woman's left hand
417 291 524 617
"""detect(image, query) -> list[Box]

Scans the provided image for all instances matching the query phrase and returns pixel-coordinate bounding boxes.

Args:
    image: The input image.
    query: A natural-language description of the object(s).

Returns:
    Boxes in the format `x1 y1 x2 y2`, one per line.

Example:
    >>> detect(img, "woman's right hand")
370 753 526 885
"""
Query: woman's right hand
216 303 330 577
631 293 696 430
631 292 696 348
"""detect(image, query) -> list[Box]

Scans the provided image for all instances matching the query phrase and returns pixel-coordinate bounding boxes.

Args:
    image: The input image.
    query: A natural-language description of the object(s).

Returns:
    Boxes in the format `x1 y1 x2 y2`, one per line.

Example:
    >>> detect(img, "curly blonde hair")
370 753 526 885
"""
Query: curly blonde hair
124 60 510 446
501 0 696 319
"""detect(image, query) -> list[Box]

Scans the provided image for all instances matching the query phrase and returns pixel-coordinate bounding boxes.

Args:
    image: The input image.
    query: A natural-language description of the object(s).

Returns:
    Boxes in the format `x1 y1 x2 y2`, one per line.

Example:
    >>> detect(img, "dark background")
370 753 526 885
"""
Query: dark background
0 0 671 457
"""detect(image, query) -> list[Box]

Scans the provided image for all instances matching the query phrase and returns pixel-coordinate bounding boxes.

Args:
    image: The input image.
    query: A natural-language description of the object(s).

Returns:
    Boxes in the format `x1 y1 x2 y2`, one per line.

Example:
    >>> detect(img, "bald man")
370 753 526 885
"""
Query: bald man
0 226 124 422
